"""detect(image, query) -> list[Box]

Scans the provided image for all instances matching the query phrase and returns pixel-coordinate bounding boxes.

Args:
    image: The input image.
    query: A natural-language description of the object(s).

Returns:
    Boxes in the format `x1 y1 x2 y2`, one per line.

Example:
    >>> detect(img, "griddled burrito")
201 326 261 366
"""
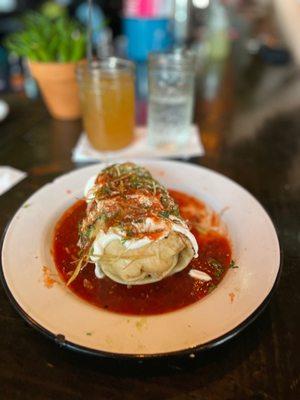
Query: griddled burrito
68 163 198 285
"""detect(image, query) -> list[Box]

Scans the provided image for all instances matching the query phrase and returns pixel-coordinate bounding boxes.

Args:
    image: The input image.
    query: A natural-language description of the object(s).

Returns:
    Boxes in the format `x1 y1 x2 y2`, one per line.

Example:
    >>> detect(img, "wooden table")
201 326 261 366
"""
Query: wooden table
0 55 299 399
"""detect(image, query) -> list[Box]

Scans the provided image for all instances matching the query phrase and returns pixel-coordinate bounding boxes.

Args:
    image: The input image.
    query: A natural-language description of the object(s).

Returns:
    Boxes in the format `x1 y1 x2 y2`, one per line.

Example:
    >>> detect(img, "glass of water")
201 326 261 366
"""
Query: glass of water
147 50 195 148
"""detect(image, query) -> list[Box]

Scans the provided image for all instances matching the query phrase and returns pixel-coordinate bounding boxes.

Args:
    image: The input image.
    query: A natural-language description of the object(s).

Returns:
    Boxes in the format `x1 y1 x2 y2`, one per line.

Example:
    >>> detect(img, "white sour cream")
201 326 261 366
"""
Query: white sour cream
90 229 155 263
90 219 198 266
189 269 212 281
172 223 198 257
84 175 97 203
94 262 105 279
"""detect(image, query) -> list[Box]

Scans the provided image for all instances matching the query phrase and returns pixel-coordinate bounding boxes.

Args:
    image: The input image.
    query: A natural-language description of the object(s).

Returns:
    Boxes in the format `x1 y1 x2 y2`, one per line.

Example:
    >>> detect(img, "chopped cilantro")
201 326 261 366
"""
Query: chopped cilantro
101 185 111 195
208 284 217 294
172 206 180 217
229 260 239 269
161 195 169 207
208 258 224 278
214 268 223 278
83 225 95 239
125 229 134 238
159 210 170 218
97 213 108 224
208 258 222 268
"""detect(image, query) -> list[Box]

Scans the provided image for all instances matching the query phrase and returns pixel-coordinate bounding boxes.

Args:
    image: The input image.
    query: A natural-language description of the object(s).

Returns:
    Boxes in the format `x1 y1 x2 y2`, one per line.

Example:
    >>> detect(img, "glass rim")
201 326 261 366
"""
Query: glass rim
148 49 196 69
76 57 135 77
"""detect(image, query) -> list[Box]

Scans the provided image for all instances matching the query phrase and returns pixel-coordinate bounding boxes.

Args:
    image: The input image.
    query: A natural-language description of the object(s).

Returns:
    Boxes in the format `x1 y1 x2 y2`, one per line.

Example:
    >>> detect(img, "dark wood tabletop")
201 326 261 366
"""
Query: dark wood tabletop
0 54 299 400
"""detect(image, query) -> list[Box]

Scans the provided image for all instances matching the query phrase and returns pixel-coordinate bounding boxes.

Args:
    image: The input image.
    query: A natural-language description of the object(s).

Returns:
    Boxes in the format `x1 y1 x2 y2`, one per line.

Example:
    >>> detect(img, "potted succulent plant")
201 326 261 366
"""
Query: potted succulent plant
6 12 86 120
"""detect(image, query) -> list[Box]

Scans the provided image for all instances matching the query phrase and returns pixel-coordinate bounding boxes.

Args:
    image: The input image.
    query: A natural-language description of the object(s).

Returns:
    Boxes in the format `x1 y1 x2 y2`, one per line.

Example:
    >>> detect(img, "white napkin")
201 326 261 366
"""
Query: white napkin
72 125 204 162
0 166 27 196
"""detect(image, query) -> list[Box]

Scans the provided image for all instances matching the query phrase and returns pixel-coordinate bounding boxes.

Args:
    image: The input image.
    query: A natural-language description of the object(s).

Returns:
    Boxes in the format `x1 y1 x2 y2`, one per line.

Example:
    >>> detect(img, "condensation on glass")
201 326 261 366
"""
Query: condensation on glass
147 50 196 149
76 58 135 151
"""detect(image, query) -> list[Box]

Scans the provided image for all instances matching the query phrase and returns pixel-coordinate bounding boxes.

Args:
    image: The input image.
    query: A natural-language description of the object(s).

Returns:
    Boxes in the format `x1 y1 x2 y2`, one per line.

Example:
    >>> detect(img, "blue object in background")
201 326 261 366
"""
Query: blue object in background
123 18 173 62
0 46 9 92
75 2 105 46
259 44 291 65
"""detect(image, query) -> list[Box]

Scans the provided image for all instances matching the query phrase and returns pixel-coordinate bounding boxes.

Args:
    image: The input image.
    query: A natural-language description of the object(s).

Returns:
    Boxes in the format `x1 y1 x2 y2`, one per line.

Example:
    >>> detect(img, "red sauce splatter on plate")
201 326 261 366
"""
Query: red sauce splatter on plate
52 190 231 315
42 266 57 288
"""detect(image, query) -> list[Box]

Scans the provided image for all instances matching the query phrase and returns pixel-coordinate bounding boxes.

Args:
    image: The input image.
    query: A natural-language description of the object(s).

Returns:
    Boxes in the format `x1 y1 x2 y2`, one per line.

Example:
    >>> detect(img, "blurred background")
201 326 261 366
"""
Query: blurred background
1 0 300 152
0 0 296 91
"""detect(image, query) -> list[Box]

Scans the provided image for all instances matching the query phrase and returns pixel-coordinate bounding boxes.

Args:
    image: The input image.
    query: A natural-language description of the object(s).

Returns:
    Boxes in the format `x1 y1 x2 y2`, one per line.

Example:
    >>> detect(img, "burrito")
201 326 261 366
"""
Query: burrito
68 163 198 285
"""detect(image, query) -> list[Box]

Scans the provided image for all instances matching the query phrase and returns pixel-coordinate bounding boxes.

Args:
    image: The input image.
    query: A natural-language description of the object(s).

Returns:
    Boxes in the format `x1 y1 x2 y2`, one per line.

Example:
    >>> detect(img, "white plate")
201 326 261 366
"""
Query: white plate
0 160 281 358
0 100 9 122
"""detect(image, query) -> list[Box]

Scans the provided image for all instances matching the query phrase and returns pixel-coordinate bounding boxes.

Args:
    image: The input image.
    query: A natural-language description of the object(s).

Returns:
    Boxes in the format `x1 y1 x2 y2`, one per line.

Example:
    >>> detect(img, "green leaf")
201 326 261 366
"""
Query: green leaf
208 258 222 269
71 34 86 62
229 260 239 269
159 210 170 218
4 12 86 62
58 39 70 63
208 284 217 294
208 258 224 278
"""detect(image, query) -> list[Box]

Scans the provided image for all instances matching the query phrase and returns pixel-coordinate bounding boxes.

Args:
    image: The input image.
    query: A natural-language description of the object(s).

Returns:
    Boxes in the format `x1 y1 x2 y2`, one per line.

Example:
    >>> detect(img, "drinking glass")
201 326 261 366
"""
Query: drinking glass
147 51 195 148
76 58 135 151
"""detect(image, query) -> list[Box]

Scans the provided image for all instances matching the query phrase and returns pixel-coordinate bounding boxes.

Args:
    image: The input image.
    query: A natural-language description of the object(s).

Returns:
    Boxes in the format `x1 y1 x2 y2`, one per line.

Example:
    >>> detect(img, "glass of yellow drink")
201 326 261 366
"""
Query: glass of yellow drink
76 58 135 151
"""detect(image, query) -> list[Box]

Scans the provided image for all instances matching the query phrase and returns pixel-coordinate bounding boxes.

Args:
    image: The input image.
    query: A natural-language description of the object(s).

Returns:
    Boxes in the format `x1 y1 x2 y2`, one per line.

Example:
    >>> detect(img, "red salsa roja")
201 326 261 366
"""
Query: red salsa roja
52 190 232 315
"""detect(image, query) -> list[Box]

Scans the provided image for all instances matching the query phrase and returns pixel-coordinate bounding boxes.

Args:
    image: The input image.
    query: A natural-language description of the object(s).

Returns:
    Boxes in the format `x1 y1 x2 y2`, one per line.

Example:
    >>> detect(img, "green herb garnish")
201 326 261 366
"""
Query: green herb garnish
125 229 134 238
208 258 222 268
5 12 86 62
97 213 108 224
161 195 169 207
100 185 111 196
86 226 94 238
214 269 224 278
208 258 224 278
208 284 217 294
171 205 180 217
229 260 239 269
159 210 170 218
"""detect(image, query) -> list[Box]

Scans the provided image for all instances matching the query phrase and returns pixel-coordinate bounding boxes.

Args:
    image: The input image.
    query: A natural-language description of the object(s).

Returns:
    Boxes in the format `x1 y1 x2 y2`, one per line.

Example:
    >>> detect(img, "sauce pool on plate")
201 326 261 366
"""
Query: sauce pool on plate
52 190 232 315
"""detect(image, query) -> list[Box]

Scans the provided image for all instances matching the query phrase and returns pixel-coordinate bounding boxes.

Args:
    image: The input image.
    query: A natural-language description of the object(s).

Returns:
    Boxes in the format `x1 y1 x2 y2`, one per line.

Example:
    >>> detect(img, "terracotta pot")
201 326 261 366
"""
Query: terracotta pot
29 61 81 120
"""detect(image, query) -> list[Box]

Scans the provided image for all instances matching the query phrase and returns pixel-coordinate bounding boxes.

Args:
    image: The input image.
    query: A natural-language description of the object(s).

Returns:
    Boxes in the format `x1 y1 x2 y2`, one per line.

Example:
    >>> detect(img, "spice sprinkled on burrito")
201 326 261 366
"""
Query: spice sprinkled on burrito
68 162 198 285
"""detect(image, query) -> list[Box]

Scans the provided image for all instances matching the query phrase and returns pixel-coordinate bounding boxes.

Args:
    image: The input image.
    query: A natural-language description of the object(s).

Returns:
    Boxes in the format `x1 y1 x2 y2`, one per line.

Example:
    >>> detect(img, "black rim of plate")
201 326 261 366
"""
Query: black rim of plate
0 169 283 360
